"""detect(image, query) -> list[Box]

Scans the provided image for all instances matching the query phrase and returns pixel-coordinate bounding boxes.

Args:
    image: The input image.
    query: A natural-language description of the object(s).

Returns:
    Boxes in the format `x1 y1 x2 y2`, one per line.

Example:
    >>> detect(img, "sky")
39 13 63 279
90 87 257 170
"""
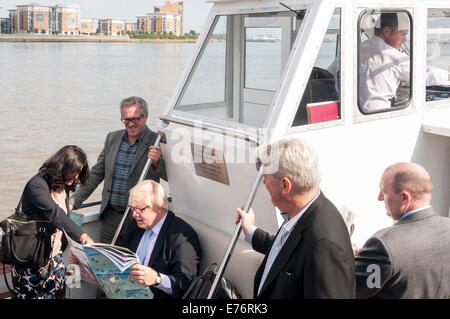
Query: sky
0 0 213 32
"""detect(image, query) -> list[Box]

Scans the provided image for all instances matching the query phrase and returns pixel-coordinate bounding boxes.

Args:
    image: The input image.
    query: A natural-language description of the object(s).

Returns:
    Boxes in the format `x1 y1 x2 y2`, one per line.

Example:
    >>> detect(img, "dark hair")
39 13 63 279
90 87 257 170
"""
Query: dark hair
39 145 90 192
375 13 398 35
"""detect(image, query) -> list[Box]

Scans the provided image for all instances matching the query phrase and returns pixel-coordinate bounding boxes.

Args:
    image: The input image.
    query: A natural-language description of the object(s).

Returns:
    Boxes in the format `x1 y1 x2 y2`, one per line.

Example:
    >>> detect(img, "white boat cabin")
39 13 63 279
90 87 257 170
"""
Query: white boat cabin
156 0 450 298
3 0 449 299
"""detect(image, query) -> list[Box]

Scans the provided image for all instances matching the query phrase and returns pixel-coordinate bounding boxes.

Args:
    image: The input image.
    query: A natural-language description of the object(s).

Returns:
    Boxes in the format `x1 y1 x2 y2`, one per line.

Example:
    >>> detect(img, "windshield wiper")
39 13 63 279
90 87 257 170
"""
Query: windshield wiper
279 2 305 20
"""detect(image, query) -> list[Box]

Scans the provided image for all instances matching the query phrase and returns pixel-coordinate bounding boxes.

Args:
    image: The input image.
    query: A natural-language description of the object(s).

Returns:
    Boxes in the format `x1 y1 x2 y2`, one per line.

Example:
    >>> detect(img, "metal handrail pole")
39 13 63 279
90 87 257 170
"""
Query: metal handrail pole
206 166 264 299
111 134 162 245
79 201 102 209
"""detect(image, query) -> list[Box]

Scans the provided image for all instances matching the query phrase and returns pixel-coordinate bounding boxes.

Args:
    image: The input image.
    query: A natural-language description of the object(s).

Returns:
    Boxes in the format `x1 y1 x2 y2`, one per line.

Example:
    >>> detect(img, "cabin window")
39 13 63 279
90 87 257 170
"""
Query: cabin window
292 9 341 127
357 10 412 114
426 9 450 103
245 27 282 91
175 15 231 120
174 10 305 127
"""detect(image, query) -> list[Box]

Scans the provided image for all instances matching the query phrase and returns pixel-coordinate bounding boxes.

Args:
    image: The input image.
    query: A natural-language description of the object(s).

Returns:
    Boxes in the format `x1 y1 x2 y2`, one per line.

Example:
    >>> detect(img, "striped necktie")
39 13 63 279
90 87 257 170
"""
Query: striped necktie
137 229 153 264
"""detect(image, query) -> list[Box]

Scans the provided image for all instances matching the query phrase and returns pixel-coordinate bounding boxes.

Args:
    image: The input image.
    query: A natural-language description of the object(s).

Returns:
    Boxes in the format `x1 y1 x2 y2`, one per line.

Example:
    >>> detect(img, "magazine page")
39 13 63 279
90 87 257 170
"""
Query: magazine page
83 245 153 299
63 230 101 288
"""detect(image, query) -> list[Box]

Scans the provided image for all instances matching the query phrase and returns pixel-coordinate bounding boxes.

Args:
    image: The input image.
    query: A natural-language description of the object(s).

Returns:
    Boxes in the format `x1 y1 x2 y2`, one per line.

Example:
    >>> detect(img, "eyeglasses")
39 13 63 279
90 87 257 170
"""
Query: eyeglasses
128 205 150 214
121 114 144 124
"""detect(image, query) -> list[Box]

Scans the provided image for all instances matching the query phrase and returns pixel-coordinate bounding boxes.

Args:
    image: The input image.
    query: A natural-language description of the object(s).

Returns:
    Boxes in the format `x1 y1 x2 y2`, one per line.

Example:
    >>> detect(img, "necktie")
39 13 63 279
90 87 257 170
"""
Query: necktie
137 229 153 264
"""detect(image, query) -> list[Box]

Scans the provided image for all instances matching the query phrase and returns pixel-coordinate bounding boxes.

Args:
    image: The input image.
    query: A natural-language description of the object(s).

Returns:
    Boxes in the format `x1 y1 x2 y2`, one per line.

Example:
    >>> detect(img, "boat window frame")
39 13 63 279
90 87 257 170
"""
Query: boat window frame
168 4 314 133
424 7 450 110
288 7 344 134
356 8 414 116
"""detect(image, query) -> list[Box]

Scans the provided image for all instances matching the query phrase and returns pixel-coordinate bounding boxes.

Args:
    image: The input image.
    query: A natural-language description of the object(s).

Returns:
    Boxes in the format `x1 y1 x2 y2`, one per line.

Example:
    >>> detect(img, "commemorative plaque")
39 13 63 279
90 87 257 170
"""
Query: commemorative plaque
191 143 230 185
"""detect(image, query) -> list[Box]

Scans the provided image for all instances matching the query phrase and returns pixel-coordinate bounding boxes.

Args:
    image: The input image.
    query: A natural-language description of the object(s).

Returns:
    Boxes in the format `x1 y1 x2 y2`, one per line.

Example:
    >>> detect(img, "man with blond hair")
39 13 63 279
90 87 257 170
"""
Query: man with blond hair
355 162 450 298
120 180 202 299
236 138 355 298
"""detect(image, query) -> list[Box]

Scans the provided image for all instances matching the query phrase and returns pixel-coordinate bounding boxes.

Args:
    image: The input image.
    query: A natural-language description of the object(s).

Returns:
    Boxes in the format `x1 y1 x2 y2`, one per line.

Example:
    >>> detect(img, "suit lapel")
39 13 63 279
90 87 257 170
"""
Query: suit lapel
131 226 146 253
257 193 325 297
148 210 174 267
130 127 152 176
107 130 125 175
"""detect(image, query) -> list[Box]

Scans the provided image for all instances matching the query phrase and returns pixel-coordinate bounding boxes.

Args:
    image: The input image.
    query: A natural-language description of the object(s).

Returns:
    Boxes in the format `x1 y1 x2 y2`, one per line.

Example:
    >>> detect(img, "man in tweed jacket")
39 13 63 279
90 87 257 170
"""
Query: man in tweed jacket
70 96 167 244
355 162 450 298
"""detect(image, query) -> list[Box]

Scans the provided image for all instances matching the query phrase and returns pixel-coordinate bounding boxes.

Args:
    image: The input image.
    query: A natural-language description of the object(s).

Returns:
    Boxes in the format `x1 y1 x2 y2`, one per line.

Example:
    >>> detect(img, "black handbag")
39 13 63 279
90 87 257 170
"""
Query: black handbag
182 263 241 299
0 196 55 269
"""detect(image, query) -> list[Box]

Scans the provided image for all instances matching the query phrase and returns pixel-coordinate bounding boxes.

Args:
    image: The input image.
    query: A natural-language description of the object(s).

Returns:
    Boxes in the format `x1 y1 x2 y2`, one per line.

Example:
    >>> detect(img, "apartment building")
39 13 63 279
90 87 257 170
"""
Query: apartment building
53 4 79 34
99 19 126 36
0 18 9 33
154 1 184 35
149 12 182 36
7 3 79 34
137 16 150 33
125 22 137 33
136 1 184 36
79 18 97 34
8 4 51 33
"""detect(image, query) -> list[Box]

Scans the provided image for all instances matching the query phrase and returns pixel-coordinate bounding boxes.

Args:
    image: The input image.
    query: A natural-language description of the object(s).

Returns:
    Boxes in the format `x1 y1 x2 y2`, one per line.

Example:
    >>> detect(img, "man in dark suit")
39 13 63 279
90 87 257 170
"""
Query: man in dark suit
355 162 450 298
236 138 355 299
71 96 167 244
120 180 202 299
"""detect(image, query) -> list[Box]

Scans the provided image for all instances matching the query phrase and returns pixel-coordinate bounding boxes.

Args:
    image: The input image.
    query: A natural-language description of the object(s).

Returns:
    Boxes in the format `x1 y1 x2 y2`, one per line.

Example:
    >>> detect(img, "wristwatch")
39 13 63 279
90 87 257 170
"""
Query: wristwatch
155 272 162 285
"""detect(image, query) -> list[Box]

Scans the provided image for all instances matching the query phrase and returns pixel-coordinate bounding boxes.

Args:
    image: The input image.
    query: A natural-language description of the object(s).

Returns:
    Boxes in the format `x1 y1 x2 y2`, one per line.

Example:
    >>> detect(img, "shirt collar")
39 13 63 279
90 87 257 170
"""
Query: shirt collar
281 190 321 233
399 205 431 220
147 211 167 237
123 126 147 144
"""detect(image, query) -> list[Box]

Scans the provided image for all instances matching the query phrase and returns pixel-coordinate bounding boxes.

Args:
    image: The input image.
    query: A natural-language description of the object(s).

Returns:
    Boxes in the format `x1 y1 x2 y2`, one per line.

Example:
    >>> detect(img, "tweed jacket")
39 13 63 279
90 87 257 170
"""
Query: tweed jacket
355 207 450 298
71 126 166 217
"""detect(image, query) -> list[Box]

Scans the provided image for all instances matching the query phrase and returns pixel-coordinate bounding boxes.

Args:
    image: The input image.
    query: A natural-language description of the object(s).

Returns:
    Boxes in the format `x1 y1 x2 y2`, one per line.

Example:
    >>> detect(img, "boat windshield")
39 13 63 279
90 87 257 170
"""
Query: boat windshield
173 9 306 127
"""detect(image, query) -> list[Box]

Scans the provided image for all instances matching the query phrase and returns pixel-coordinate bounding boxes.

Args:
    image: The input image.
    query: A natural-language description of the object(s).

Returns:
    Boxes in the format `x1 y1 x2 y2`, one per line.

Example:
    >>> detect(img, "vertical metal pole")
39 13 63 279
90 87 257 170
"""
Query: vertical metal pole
111 134 162 245
207 166 264 299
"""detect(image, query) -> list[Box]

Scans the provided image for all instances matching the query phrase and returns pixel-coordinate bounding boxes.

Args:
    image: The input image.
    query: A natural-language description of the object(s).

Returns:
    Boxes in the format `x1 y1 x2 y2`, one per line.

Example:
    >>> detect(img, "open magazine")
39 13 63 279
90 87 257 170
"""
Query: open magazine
65 232 153 299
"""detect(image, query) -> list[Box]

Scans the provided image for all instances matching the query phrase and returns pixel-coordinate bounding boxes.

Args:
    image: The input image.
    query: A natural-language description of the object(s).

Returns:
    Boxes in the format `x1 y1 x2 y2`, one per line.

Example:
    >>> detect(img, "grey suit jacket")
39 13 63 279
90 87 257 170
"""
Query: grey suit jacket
71 126 167 218
355 208 450 298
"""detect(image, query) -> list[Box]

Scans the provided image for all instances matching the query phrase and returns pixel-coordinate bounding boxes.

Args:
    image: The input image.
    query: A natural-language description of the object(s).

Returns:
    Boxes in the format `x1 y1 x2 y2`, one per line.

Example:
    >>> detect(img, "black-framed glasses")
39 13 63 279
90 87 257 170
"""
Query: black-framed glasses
121 114 144 124
128 205 150 214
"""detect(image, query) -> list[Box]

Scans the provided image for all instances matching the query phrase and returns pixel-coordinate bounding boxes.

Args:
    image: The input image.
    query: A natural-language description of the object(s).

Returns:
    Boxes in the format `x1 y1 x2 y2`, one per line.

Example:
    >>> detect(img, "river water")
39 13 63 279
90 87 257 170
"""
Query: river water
0 42 196 218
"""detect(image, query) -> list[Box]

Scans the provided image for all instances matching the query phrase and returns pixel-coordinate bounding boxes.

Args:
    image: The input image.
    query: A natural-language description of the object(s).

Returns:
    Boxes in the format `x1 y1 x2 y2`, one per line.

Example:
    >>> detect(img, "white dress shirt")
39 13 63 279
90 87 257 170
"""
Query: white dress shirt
359 35 449 112
136 213 172 295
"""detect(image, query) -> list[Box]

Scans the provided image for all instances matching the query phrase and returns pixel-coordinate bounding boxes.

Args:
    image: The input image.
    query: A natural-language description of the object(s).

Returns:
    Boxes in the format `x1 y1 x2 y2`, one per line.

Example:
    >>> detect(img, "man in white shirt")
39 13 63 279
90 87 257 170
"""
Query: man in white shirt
359 12 449 112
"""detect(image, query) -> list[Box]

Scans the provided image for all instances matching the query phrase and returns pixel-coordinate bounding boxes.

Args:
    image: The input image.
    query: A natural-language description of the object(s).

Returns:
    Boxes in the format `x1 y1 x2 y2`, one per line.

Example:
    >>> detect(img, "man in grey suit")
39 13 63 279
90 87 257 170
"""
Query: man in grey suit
355 162 450 298
70 96 167 244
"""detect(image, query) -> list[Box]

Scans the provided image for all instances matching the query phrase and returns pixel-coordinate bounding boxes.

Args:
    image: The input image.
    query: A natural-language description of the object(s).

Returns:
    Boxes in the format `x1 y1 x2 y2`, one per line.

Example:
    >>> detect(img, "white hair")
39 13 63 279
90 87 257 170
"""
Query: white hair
129 180 169 211
257 138 321 193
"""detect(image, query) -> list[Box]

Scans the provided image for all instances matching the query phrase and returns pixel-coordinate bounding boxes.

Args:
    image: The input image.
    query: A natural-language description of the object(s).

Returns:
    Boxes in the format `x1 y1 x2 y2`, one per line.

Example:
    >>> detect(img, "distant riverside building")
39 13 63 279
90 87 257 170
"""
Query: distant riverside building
7 3 79 34
79 18 97 34
99 18 126 36
136 1 184 36
0 18 9 33
137 16 150 32
125 22 137 33
154 1 184 35
53 4 79 34
150 12 182 36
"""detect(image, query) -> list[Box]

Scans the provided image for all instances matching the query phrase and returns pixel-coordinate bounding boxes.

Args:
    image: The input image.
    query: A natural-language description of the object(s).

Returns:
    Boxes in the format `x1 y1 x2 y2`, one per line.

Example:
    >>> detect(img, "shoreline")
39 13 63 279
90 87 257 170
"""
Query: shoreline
0 34 197 43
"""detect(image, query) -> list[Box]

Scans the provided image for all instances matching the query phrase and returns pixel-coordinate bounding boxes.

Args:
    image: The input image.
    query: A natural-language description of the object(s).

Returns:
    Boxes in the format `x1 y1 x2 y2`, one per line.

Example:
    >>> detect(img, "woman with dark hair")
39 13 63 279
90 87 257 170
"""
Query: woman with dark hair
11 145 94 299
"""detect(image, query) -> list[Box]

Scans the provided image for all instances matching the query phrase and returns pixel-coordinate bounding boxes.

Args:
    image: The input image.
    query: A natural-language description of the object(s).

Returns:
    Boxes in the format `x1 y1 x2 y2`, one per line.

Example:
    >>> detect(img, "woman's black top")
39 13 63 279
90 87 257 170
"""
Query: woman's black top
21 172 84 242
